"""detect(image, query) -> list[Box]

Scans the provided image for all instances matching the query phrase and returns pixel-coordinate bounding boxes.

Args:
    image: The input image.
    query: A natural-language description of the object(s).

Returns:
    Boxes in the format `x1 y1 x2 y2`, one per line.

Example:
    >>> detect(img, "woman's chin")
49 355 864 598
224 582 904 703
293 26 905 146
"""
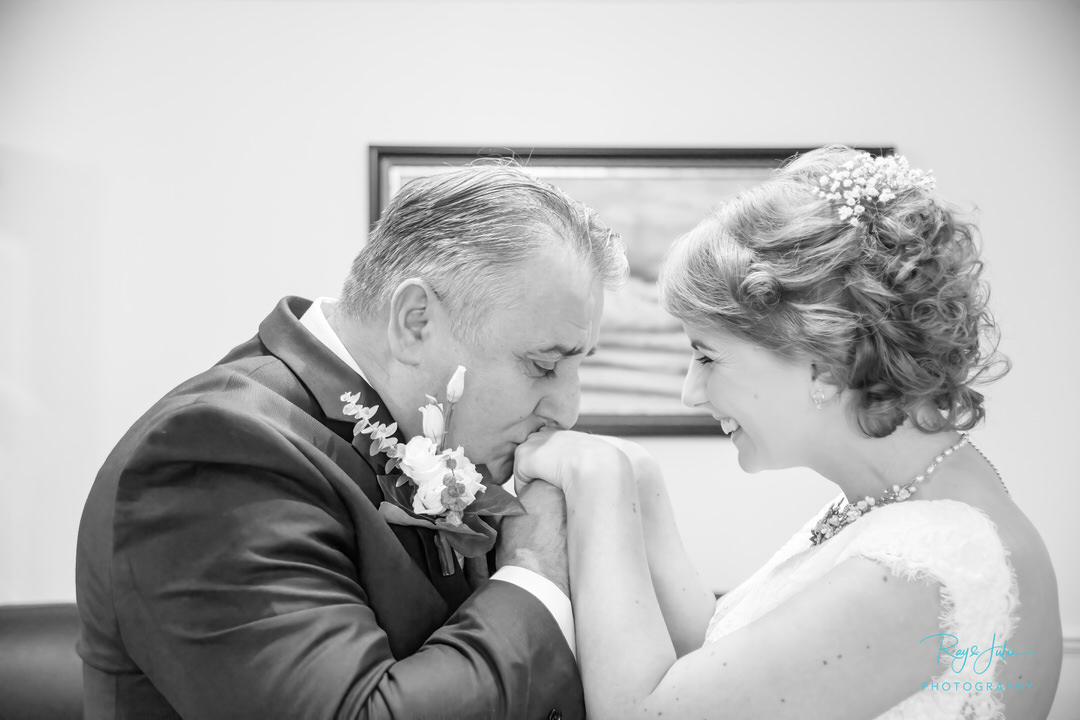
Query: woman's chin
734 441 796 475
730 431 763 473
735 457 755 473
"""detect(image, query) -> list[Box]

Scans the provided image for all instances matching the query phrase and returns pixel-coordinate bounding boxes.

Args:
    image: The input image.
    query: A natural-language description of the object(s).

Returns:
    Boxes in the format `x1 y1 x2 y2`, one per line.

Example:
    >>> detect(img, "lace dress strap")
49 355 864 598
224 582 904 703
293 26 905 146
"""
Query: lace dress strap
835 500 1019 719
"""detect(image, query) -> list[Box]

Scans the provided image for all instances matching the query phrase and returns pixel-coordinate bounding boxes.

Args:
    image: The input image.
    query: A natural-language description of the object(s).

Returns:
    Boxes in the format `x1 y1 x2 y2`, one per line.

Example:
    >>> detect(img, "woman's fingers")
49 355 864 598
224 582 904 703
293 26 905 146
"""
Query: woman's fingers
514 429 633 496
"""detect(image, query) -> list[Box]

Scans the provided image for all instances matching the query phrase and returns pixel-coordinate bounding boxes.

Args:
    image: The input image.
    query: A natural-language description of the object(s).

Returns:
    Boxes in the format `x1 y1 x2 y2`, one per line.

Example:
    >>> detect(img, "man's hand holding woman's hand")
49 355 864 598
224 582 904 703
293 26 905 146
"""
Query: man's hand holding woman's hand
500 430 665 598
514 429 661 500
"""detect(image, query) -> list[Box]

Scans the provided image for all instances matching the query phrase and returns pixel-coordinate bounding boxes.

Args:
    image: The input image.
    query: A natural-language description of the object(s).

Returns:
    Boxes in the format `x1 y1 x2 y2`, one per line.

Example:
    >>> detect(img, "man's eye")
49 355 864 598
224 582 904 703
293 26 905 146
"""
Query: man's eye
531 361 557 377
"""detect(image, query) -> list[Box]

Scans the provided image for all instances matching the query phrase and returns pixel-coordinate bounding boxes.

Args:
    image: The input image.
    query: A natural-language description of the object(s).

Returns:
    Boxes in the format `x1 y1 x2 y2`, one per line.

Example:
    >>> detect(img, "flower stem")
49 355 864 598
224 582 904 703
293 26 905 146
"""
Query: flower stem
441 402 455 451
436 532 456 576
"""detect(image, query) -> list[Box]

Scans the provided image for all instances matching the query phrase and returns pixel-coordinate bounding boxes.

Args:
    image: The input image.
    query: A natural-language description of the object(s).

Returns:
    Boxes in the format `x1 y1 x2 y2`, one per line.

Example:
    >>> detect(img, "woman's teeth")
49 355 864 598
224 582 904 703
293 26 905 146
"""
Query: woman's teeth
720 418 740 435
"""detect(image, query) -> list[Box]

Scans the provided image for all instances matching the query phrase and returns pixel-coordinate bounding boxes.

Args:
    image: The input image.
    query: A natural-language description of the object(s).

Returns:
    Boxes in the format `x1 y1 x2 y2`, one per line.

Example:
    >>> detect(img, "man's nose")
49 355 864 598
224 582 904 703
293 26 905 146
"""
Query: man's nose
535 370 582 430
681 358 708 409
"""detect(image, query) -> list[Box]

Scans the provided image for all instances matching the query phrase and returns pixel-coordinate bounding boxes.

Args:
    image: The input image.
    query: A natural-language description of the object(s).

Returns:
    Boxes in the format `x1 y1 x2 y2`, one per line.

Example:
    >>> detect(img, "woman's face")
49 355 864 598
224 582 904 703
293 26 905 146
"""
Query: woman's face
680 321 821 472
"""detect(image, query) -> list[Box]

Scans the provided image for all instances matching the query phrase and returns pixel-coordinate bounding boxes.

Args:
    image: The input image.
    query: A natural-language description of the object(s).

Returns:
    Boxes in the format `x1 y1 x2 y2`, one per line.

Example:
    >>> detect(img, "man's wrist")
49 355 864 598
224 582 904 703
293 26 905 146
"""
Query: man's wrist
491 565 576 657
497 548 570 597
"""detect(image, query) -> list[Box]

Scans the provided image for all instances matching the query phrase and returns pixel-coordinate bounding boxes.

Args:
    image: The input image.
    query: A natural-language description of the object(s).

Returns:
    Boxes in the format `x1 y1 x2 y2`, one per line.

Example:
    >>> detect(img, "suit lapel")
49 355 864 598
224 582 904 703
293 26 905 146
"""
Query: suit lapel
256 297 475 617
260 299 398 448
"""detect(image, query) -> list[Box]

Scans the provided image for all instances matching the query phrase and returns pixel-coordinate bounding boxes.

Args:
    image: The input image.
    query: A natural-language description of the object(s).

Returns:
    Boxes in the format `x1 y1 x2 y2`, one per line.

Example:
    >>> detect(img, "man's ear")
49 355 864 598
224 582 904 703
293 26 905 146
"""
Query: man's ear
387 279 439 365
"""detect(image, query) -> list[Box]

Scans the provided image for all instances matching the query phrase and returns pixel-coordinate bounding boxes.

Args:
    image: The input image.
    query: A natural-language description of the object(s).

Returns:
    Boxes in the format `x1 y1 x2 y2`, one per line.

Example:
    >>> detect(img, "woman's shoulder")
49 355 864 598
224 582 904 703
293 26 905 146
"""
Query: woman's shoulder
960 497 1064 718
838 495 1062 719
853 496 999 531
843 499 1004 547
834 499 1013 590
838 496 1057 591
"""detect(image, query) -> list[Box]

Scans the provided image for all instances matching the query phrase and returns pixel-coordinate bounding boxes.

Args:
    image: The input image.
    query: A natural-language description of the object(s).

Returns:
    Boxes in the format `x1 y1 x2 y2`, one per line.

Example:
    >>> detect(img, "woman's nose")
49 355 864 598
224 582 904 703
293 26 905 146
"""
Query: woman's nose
681 358 708 409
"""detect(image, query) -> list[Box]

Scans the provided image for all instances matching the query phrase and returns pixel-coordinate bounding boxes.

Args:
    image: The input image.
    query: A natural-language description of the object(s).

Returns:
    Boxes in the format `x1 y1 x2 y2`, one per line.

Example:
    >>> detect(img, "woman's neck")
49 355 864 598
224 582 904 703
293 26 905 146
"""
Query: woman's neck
814 425 966 504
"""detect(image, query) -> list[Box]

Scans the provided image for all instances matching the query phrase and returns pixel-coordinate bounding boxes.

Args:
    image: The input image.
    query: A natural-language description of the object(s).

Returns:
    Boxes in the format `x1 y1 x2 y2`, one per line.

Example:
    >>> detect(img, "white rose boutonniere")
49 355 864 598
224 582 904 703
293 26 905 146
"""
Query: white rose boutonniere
341 365 523 575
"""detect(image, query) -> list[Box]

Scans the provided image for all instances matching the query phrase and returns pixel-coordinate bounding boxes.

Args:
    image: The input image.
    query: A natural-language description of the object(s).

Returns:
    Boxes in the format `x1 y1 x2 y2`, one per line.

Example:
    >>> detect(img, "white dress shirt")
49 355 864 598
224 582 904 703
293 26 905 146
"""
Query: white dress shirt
298 297 576 655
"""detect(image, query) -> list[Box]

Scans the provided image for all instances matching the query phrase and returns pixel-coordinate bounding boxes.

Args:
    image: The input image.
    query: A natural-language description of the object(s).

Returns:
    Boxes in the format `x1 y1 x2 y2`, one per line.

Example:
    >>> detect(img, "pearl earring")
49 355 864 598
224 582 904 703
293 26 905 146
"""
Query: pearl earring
812 389 825 409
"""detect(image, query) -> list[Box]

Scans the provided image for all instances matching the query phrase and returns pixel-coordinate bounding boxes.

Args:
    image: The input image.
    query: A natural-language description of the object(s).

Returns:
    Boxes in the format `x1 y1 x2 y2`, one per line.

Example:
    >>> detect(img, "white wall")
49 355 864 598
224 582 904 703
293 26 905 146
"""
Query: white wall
2 0 1077 714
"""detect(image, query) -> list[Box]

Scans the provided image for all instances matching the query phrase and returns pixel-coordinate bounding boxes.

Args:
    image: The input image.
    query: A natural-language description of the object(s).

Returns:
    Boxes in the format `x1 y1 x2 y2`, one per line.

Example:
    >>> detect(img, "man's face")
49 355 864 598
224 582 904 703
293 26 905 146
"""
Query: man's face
425 245 605 483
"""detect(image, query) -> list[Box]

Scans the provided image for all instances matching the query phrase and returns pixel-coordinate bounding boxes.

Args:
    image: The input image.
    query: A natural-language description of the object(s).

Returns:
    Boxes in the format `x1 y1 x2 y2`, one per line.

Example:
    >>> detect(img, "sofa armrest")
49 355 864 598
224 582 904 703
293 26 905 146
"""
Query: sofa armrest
0 603 83 720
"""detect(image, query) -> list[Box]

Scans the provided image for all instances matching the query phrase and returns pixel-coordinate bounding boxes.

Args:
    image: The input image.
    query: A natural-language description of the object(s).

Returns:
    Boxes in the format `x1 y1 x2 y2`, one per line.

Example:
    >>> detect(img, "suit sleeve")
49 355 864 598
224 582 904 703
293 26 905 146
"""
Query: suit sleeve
111 401 584 720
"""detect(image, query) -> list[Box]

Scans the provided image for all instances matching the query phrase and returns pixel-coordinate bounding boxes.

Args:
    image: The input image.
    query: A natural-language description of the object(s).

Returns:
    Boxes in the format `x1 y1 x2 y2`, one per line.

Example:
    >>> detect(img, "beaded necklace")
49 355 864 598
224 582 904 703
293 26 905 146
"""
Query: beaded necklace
810 434 970 546
966 435 1009 497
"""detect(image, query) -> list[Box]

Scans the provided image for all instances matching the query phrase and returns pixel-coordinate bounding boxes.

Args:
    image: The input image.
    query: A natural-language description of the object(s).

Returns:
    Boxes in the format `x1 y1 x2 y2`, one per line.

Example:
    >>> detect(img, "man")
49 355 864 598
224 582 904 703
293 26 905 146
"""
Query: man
76 164 628 719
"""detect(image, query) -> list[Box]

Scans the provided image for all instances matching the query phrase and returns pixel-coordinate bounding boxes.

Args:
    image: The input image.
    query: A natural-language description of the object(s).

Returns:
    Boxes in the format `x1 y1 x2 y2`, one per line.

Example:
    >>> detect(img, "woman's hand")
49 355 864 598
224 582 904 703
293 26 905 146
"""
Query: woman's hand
513 428 634 500
589 434 664 492
540 432 714 657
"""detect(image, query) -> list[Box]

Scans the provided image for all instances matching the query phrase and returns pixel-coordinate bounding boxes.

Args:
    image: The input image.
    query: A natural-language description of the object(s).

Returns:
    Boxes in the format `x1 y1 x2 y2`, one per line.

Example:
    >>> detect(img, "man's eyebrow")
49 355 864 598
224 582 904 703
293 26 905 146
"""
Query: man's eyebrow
534 344 597 358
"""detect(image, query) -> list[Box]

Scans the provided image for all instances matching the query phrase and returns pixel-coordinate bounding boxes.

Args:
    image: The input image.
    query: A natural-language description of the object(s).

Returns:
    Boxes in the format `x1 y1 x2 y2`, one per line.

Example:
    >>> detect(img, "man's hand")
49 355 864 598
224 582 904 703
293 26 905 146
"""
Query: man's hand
495 480 570 597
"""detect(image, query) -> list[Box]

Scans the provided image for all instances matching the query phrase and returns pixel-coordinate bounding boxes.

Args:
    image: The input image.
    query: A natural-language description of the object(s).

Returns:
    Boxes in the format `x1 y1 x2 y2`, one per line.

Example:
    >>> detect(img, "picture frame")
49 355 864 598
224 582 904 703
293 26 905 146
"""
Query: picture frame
368 146 890 435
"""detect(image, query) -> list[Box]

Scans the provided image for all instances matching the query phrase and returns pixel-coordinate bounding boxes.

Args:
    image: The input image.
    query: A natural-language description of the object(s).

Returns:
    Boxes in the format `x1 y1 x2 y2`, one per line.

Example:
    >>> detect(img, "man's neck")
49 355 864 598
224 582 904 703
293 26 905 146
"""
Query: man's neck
326 303 422 441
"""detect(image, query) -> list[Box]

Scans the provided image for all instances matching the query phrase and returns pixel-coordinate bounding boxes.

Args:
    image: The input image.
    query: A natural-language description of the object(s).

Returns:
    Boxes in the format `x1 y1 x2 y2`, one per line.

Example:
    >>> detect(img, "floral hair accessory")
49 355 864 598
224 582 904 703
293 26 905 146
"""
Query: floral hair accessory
341 365 524 576
814 153 936 227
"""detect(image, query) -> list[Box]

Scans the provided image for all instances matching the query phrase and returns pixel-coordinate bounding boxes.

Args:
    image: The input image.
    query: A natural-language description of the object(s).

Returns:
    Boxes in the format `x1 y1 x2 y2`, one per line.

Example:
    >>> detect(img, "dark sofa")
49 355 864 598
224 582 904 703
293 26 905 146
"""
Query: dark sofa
0 603 83 720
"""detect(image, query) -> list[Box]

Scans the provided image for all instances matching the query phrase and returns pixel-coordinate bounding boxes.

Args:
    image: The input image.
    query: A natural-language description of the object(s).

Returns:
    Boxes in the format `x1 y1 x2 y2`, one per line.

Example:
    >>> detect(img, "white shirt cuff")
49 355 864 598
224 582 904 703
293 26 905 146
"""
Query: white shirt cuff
491 565 576 658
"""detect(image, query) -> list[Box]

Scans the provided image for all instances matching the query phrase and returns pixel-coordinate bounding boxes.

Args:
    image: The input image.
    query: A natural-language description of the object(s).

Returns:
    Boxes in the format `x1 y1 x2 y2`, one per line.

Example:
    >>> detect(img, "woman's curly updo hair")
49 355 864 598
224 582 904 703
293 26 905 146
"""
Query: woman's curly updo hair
659 146 1009 438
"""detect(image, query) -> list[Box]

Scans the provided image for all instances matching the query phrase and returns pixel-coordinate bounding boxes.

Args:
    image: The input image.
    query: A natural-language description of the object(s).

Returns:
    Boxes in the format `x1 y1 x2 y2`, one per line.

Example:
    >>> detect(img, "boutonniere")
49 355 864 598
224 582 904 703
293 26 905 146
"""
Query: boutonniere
341 366 525 576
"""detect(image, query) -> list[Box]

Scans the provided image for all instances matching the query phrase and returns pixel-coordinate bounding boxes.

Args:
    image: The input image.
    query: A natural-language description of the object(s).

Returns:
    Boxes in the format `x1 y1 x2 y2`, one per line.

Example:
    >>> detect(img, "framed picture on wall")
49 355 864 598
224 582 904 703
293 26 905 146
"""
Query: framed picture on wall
369 146 890 435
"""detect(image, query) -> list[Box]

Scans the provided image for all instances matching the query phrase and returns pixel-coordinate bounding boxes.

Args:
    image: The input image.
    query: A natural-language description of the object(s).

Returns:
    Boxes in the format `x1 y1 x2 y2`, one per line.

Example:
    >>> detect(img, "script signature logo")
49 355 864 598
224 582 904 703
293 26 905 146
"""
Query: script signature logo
920 633 1034 674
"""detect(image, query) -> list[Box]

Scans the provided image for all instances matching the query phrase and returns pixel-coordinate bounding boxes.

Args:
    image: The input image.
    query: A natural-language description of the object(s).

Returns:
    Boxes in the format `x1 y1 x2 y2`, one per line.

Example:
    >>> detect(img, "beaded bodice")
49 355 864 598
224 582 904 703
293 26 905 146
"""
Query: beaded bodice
706 499 1018 720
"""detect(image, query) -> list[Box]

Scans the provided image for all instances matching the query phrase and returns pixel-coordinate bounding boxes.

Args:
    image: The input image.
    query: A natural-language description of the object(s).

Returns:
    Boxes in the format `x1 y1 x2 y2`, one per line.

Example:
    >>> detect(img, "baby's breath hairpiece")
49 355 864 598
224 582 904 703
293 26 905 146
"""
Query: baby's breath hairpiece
814 153 936 227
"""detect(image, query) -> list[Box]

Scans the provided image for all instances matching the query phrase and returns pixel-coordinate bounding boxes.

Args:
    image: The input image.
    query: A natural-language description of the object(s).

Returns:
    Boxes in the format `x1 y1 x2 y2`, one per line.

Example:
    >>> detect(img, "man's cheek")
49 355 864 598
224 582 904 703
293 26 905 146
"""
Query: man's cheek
485 454 514 485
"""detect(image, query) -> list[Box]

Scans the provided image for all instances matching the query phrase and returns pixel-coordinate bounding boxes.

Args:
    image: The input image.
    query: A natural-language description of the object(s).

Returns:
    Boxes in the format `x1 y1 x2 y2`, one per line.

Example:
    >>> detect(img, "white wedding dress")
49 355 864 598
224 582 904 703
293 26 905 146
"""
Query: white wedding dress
705 499 1019 720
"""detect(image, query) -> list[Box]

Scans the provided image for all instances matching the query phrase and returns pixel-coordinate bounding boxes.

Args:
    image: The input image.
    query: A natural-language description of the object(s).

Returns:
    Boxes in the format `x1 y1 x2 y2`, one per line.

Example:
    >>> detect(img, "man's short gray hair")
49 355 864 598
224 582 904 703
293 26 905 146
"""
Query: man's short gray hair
340 162 628 344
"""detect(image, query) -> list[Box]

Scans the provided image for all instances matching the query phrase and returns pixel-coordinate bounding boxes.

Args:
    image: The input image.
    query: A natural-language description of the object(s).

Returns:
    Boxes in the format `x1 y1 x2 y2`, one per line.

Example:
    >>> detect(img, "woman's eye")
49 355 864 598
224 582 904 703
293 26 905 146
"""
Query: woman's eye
694 355 713 366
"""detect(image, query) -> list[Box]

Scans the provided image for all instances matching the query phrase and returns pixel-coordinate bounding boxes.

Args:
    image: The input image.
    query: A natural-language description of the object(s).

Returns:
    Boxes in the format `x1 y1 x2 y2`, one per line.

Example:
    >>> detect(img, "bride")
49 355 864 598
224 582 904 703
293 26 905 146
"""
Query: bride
514 147 1063 719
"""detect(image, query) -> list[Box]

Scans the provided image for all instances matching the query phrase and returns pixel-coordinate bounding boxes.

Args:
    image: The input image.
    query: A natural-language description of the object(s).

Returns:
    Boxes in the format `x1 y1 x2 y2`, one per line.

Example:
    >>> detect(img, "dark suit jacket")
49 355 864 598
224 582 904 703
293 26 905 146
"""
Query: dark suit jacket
76 297 584 720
